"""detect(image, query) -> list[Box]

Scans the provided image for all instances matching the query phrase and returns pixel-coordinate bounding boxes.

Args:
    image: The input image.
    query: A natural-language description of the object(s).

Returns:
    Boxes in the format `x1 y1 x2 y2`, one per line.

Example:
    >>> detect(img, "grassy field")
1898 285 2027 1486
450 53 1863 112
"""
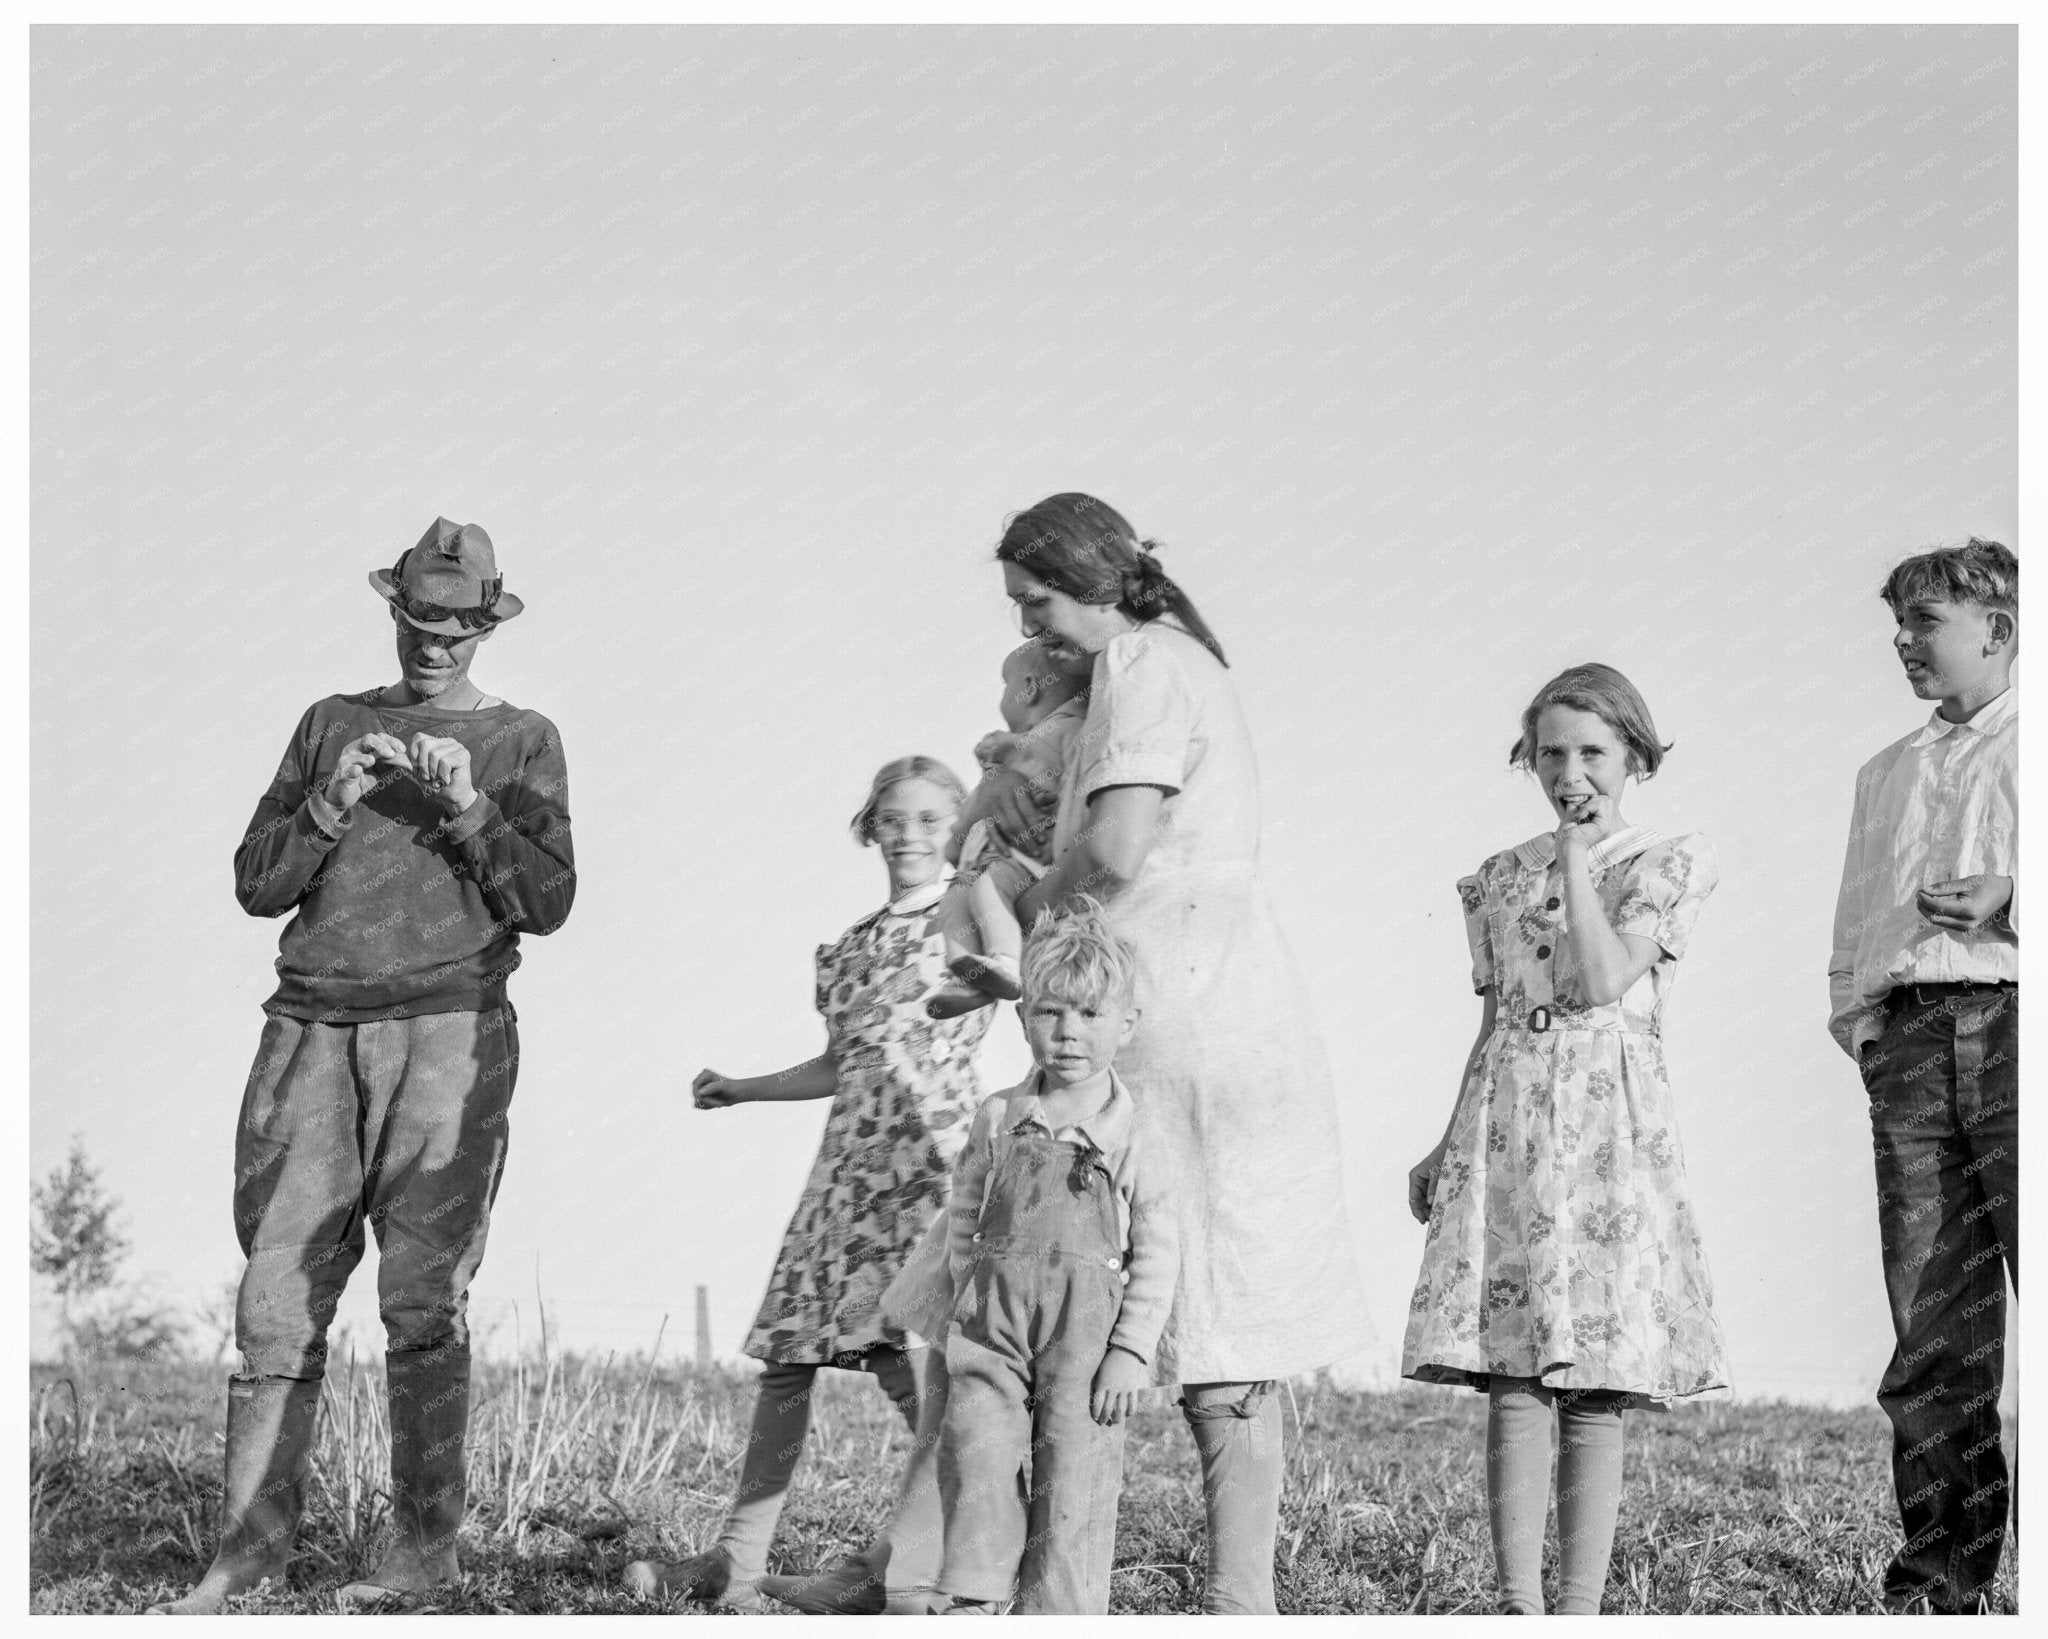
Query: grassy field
30 1350 2017 1615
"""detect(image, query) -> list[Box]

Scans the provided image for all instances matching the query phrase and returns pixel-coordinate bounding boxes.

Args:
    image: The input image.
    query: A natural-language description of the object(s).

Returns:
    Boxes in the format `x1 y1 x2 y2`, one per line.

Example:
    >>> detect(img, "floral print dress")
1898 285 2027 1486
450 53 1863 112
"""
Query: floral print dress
1402 827 1728 1403
743 882 990 1365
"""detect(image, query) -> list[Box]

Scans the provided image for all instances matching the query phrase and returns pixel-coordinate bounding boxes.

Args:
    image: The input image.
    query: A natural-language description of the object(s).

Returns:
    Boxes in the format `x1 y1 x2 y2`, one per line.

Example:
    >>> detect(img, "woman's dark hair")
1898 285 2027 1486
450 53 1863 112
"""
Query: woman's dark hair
1509 663 1672 780
994 492 1229 667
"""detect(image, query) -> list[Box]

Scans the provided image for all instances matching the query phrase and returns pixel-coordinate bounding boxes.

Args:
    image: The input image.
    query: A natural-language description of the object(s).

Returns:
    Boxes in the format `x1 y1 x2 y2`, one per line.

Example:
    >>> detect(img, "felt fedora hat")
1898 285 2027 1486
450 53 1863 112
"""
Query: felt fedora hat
369 517 525 635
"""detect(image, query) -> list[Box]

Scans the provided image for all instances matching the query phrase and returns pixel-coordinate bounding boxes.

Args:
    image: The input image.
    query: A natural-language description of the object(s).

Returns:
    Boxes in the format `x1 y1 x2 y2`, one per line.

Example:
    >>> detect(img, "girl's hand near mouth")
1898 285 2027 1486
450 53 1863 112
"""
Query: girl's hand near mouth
1553 791 1614 866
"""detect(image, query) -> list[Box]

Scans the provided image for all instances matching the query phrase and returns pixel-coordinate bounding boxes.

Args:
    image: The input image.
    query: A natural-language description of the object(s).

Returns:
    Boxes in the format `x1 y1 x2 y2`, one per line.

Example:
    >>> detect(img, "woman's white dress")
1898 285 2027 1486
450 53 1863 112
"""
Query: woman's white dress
1051 621 1373 1385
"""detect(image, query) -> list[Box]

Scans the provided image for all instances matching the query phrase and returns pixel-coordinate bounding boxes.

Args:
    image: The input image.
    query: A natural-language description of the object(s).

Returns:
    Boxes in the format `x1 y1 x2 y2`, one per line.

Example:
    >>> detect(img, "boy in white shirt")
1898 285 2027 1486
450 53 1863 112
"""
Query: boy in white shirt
1829 537 2017 1614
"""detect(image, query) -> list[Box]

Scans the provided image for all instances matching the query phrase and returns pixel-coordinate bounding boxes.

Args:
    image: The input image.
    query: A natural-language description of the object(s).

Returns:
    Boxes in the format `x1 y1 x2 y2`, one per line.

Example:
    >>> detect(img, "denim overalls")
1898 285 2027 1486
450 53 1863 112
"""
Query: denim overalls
937 1121 1128 1613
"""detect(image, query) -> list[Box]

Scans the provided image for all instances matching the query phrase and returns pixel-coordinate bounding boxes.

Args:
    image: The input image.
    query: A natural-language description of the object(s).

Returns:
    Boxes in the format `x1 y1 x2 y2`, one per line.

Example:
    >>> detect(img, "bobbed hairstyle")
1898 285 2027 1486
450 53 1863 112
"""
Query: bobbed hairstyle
849 754 967 847
1880 537 2018 615
994 492 1230 668
1019 896 1139 1012
1509 663 1672 781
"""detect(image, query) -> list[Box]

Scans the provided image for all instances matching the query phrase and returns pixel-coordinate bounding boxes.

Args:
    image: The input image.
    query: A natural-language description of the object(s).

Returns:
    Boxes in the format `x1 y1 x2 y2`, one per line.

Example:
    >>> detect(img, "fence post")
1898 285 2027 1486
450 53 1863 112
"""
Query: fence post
695 1285 712 1371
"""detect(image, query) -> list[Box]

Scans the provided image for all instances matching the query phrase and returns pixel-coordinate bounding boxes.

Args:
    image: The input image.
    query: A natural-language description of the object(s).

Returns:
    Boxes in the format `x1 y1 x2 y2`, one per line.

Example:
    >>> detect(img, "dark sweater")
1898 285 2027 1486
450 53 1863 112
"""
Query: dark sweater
236 690 576 1022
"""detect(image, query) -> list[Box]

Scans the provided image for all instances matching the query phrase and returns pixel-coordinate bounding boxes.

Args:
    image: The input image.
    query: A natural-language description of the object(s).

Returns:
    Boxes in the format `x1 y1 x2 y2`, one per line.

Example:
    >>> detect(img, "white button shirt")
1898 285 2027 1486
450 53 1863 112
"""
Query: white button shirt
1828 685 2019 1058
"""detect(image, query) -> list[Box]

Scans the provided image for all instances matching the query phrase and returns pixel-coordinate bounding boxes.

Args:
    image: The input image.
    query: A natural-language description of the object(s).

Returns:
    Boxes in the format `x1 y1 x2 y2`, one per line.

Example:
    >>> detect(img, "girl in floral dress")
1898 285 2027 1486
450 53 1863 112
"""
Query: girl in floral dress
1404 664 1726 1616
623 756 989 1611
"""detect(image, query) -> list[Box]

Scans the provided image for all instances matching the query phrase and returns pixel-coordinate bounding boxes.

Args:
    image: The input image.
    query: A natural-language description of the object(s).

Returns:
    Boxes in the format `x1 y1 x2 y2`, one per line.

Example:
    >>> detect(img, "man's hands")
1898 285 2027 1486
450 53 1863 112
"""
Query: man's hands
319 732 477 817
1090 1344 1149 1426
407 732 477 814
1916 874 2013 934
322 733 411 813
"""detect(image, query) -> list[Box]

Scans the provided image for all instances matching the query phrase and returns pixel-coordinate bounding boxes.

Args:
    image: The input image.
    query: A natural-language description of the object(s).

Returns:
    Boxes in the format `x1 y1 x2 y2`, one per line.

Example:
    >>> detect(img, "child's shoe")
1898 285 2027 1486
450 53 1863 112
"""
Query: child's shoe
758 1555 885 1614
621 1545 763 1610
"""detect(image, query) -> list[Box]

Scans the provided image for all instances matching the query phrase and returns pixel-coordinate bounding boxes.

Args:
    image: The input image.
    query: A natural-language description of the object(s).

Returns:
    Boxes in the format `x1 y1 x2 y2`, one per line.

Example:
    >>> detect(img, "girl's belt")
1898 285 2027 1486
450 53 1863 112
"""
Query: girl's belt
1500 1006 1656 1036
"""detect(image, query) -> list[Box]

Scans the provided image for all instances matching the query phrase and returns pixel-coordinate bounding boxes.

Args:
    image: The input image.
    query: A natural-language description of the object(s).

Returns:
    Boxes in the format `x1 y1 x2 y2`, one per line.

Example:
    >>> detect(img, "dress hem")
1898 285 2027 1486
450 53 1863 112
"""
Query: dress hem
1159 1332 1380 1388
1402 1359 1731 1408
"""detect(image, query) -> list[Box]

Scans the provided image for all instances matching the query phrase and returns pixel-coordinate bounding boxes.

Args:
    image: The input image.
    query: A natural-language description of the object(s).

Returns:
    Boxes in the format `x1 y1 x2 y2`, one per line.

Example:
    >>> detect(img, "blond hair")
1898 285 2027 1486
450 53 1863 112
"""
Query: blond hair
1019 896 1138 1010
848 755 967 846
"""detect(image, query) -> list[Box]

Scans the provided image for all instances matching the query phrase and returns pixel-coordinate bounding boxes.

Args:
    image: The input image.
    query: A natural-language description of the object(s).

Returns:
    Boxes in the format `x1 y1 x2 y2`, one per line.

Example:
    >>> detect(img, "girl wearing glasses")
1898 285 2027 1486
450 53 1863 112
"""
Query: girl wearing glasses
624 756 989 1611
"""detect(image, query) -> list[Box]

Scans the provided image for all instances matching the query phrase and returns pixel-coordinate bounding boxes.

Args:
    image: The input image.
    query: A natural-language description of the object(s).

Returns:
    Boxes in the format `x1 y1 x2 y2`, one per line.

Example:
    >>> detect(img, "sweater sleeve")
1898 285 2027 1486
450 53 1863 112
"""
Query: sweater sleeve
1108 1128 1181 1365
235 707 349 918
439 716 577 936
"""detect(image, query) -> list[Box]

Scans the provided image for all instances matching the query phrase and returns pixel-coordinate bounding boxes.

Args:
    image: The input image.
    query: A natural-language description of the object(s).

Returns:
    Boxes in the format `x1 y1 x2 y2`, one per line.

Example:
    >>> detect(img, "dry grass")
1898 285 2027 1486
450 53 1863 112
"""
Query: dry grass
29 1352 2016 1614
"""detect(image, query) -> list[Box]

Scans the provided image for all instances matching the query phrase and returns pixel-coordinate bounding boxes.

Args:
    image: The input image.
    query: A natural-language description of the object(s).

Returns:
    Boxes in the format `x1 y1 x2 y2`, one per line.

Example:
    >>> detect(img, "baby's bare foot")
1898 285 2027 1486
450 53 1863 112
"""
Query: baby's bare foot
926 984 995 1020
948 954 1021 1001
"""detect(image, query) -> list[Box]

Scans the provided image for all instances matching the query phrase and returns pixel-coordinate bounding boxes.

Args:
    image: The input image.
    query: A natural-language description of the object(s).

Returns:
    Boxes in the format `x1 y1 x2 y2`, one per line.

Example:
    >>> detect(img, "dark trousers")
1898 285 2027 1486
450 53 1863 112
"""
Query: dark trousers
233 1007 519 1380
1862 983 2016 1611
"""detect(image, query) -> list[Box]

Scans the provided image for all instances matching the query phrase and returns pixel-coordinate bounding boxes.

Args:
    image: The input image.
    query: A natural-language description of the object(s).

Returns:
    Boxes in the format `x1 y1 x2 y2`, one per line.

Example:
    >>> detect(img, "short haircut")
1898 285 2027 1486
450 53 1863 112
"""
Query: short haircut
849 755 967 846
1020 897 1138 1011
1001 641 1081 698
1509 663 1672 781
1880 538 2018 615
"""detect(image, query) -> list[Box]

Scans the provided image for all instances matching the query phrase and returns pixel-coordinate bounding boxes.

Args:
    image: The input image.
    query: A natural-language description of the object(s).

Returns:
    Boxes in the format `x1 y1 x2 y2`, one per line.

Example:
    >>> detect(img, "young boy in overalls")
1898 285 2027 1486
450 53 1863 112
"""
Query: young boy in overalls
934 902 1180 1614
1830 538 2017 1613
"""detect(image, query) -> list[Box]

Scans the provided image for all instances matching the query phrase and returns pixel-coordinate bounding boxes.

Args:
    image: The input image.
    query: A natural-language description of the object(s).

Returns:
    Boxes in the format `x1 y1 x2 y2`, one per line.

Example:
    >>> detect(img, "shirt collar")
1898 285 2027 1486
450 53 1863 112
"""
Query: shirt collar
1006 1068 1134 1152
884 879 948 916
1513 824 1663 874
1910 684 2017 747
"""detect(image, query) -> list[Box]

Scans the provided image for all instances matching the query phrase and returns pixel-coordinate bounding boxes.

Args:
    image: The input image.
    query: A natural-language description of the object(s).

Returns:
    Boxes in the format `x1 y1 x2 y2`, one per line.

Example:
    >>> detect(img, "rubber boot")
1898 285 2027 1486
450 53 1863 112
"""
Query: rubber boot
337 1345 470 1608
149 1375 321 1613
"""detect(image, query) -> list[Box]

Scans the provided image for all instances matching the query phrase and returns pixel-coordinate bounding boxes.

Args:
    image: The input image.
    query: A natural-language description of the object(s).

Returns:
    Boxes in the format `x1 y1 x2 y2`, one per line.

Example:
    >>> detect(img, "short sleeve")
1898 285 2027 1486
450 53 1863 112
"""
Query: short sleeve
1072 628 1193 800
814 935 845 1020
1457 871 1494 994
1614 835 1719 961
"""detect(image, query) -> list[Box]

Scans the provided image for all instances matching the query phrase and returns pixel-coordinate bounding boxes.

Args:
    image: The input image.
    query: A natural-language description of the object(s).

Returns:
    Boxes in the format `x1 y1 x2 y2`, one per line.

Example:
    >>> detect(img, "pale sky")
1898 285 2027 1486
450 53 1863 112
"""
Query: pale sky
32 23 2016 1404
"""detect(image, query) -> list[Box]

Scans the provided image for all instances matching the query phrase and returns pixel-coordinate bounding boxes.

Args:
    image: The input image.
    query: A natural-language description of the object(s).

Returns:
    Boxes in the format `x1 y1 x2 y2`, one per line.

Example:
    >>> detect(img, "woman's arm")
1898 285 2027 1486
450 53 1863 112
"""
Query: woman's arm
1406 987 1497 1223
694 1045 840 1107
1558 855 1661 1005
1014 784 1166 924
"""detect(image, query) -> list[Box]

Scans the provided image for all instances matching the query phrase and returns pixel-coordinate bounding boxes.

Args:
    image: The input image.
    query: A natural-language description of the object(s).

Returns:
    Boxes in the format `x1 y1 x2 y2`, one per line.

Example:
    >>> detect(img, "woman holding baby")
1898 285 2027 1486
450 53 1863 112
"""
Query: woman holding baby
982 493 1373 1613
636 494 1370 1616
796 495 1371 1613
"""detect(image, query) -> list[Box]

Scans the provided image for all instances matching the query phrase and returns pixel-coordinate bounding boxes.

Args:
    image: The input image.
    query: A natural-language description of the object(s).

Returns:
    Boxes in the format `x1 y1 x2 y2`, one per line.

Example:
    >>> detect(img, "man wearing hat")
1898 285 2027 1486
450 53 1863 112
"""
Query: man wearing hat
156 520 576 1612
